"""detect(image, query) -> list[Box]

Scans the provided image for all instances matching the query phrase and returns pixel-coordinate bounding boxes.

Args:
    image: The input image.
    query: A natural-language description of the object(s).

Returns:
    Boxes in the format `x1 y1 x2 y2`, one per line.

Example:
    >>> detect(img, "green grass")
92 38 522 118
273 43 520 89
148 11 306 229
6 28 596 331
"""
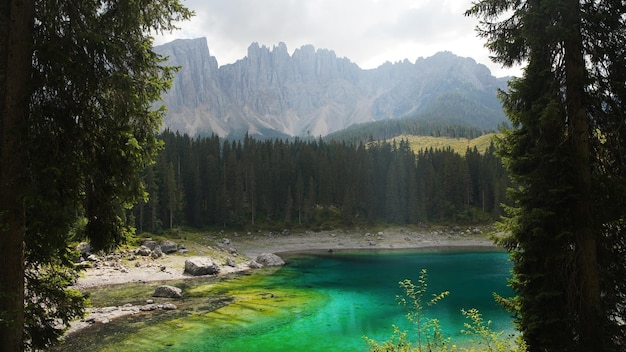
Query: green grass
389 133 498 154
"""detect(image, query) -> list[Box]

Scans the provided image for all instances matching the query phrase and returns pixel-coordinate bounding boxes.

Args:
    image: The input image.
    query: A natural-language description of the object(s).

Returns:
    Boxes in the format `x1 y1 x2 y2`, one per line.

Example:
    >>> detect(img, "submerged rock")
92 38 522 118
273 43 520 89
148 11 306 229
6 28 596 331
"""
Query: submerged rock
153 285 182 299
184 257 220 276
256 253 285 267
161 302 178 310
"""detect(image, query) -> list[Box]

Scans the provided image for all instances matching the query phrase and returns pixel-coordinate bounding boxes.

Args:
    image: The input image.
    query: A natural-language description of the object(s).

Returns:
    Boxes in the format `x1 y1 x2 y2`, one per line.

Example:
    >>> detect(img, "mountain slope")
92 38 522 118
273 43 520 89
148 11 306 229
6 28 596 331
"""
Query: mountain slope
154 38 509 138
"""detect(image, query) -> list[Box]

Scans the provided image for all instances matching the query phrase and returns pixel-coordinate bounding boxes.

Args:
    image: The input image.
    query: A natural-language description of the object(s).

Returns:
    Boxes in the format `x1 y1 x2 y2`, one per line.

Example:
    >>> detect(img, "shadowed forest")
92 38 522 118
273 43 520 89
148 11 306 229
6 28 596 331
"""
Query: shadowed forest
136 130 509 232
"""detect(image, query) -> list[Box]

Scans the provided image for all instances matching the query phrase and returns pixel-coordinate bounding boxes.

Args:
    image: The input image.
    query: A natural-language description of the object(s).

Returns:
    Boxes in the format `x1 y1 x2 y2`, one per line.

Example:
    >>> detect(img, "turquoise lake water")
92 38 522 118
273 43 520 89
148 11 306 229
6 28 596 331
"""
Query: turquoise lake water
66 249 514 352
208 249 515 352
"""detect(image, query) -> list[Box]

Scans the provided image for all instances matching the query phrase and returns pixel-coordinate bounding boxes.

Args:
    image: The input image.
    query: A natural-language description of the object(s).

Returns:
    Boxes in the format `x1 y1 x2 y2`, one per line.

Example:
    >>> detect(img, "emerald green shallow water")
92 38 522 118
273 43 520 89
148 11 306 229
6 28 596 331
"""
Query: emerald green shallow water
64 249 514 352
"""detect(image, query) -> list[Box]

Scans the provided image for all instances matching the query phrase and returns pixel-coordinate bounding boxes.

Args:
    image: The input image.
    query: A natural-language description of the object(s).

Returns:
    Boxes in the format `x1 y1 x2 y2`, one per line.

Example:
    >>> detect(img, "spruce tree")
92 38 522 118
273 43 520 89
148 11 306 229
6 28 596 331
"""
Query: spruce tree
468 0 626 350
0 1 192 349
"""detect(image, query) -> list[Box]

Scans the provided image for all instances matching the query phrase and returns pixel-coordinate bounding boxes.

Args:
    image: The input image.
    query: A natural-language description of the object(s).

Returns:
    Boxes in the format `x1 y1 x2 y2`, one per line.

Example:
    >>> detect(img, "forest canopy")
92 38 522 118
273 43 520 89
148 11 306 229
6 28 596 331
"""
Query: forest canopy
135 131 510 232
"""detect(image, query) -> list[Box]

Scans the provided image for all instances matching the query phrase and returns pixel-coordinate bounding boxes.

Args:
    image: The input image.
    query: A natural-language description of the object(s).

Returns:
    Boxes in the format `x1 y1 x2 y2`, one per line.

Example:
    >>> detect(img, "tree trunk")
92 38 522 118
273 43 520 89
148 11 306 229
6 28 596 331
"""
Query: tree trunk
562 0 603 348
0 0 34 350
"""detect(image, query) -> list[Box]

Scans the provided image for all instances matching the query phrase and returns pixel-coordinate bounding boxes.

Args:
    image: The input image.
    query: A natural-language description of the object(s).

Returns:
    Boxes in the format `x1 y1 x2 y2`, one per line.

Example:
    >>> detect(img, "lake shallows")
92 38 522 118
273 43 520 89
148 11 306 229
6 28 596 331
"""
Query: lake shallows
68 249 514 352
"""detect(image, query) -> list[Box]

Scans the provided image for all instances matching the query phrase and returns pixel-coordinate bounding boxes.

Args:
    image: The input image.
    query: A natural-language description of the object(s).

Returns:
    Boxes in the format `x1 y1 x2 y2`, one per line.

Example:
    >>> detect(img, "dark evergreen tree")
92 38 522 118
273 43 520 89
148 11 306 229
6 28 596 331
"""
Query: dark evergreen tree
138 165 161 233
305 176 317 223
468 0 626 350
295 173 305 225
0 1 192 349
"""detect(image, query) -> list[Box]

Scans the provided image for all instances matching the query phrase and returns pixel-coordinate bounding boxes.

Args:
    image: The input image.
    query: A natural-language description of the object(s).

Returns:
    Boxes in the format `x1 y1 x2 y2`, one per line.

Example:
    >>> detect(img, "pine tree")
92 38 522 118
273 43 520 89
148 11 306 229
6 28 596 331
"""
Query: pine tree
295 173 305 225
468 1 626 350
0 1 192 349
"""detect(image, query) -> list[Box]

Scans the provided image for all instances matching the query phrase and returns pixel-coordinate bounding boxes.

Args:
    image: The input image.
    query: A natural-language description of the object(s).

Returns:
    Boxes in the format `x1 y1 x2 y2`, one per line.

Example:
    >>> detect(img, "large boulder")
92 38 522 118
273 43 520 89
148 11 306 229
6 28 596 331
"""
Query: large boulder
136 245 152 256
256 253 285 267
151 246 163 259
153 285 182 299
160 240 178 254
142 240 159 251
184 257 220 276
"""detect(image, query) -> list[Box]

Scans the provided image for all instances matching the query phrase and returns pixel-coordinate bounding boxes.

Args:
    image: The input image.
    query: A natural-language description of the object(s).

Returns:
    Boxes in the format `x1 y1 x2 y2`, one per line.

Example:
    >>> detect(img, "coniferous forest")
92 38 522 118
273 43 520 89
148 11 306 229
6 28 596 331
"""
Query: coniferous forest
135 130 509 232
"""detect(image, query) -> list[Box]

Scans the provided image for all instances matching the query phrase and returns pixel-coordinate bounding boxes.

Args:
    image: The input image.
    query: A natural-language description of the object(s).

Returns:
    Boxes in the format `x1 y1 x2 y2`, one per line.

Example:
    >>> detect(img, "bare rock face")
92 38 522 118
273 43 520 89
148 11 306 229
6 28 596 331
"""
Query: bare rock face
184 257 220 276
256 253 285 267
154 39 508 139
153 285 182 299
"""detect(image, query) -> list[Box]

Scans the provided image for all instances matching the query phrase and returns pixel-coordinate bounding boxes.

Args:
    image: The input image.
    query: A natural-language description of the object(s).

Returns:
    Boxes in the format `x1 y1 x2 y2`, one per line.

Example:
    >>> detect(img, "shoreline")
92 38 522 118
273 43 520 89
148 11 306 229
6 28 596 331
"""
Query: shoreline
74 227 498 288
67 227 501 335
276 244 504 257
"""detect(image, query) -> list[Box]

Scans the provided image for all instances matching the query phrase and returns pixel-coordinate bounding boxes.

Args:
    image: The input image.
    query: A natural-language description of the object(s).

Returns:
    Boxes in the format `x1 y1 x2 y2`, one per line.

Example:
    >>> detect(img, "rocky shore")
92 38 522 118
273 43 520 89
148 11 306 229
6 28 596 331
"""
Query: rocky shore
68 226 498 335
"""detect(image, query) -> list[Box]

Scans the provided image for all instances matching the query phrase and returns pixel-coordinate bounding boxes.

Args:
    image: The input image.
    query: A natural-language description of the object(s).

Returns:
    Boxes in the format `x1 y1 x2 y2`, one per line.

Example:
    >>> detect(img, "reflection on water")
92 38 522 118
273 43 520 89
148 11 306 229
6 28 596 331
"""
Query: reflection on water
57 249 514 352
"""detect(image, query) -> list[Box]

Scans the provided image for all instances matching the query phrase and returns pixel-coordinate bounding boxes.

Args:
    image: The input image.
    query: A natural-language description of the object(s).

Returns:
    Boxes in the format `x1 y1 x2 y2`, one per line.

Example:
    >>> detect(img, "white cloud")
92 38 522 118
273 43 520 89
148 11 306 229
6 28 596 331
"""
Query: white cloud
155 0 522 77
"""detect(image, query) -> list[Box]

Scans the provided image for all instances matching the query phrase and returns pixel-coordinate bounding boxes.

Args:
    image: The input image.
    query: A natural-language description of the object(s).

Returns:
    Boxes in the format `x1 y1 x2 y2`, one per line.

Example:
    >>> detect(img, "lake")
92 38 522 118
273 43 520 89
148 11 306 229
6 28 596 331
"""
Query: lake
62 249 514 351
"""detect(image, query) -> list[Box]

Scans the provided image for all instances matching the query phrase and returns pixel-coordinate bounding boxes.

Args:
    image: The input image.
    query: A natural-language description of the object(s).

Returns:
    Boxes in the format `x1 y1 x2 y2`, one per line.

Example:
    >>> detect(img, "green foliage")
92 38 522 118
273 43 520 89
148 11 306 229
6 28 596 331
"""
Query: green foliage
365 269 525 352
365 325 414 352
398 272 452 351
24 263 86 351
460 308 525 352
365 269 455 352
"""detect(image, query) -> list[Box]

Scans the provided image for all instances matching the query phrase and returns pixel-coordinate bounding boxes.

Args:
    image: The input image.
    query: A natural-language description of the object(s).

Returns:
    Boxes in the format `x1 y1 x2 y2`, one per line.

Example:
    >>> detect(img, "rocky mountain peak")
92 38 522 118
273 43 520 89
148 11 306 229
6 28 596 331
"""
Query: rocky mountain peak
154 38 507 138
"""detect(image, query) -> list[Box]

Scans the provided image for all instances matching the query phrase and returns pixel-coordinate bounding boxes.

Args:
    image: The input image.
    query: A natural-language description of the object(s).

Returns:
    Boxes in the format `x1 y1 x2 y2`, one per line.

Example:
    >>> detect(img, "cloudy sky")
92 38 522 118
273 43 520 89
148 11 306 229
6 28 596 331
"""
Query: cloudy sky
155 0 522 77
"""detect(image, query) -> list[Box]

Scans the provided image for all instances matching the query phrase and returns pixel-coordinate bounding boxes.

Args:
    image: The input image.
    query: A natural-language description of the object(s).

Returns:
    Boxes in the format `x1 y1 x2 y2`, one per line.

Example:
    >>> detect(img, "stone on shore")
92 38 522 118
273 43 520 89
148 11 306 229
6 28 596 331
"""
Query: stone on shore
136 245 152 256
248 261 263 269
184 257 220 276
160 240 178 254
77 242 92 257
140 302 178 311
256 253 285 266
151 246 163 259
161 302 178 310
142 240 159 251
153 285 182 299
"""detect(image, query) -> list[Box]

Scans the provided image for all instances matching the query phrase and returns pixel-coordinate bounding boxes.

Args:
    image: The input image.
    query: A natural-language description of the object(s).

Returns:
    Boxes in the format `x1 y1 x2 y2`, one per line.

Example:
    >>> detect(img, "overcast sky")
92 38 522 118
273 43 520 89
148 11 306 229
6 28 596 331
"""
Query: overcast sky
155 0 522 77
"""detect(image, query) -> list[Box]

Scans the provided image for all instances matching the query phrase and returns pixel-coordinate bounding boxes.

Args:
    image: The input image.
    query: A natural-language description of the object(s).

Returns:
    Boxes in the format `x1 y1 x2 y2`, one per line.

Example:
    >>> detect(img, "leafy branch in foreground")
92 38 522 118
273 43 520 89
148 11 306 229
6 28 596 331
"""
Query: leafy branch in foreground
364 269 454 352
365 269 525 352
461 308 525 352
398 270 451 351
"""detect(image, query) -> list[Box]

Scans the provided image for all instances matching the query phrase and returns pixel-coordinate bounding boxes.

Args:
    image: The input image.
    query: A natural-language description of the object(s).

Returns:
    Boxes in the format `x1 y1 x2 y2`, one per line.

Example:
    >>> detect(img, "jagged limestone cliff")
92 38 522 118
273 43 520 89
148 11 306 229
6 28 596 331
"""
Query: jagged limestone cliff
155 38 508 138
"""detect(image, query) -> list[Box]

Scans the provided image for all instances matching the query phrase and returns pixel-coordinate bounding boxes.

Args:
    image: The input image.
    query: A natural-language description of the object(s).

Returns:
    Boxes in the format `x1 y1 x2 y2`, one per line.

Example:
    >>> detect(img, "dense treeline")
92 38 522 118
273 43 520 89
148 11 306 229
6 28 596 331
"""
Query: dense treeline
134 130 509 232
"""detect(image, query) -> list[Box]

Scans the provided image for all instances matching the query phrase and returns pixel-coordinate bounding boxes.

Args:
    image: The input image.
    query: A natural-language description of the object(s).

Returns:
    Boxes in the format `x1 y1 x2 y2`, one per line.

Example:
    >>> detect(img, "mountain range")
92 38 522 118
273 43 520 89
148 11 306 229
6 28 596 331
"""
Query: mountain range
154 38 509 138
